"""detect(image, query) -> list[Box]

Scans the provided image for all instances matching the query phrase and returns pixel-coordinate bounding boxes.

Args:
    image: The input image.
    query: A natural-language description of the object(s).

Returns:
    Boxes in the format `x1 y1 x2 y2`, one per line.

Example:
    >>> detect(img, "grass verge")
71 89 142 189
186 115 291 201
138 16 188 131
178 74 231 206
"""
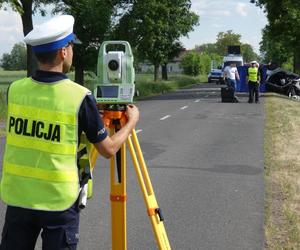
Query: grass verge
135 73 206 98
264 93 300 249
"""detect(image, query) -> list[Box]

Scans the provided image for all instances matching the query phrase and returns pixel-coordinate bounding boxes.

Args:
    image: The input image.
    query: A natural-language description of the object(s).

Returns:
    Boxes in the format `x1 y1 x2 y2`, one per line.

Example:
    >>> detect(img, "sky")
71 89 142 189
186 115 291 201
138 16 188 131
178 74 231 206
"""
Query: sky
0 0 268 57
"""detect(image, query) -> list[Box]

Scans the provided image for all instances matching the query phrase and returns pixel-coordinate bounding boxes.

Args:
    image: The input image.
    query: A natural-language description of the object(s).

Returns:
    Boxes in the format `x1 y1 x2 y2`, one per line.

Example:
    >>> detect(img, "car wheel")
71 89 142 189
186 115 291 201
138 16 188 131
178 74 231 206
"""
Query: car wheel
287 87 296 98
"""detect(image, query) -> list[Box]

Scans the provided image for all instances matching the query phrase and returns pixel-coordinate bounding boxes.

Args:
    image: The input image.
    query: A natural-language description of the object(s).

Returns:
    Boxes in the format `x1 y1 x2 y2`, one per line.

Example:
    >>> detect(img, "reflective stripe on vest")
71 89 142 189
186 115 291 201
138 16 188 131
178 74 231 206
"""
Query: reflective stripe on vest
1 77 90 211
248 67 258 82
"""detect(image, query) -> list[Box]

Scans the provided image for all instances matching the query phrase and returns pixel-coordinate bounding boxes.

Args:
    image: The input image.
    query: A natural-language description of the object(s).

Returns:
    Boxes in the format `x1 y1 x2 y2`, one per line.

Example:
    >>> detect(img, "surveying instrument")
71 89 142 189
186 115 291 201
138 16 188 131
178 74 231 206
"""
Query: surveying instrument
78 41 171 249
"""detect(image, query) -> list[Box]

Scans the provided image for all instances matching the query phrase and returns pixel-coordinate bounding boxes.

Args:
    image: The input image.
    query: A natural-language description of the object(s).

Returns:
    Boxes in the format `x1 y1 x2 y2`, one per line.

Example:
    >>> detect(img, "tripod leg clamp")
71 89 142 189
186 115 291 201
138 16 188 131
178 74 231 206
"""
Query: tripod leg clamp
147 207 164 222
110 194 127 202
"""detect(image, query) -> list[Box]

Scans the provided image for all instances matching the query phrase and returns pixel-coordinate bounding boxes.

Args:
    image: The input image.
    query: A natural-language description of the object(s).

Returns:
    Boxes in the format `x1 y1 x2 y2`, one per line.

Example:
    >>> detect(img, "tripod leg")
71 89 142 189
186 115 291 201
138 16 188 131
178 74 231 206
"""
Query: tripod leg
127 130 171 250
110 128 127 250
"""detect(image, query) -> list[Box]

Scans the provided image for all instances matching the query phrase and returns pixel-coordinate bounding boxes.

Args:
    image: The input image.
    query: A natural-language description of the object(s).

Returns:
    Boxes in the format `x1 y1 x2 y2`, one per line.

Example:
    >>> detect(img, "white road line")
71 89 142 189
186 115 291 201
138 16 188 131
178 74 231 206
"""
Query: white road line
160 115 171 121
135 129 143 134
195 99 200 103
180 105 189 110
205 95 209 97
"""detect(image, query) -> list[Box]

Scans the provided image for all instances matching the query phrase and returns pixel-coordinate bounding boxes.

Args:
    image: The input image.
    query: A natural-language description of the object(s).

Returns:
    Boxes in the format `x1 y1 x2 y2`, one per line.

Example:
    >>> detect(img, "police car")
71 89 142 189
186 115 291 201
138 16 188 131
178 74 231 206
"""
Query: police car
208 68 223 84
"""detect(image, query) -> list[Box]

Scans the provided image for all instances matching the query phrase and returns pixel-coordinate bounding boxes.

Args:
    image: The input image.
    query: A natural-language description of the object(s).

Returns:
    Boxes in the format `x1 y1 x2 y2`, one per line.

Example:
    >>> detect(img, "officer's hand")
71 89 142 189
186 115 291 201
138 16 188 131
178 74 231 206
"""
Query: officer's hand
126 104 139 125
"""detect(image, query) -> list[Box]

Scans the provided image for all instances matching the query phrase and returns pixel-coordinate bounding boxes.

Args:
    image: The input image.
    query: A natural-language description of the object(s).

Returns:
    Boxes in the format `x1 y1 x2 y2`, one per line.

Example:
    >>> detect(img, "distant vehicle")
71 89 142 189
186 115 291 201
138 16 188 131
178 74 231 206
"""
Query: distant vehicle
222 54 244 69
265 68 300 97
208 68 223 84
208 60 224 84
222 46 244 79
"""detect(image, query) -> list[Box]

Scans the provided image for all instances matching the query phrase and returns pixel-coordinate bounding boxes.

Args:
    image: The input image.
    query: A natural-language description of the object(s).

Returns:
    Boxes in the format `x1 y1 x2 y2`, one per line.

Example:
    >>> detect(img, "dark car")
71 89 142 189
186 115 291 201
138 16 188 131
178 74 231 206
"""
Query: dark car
265 68 300 97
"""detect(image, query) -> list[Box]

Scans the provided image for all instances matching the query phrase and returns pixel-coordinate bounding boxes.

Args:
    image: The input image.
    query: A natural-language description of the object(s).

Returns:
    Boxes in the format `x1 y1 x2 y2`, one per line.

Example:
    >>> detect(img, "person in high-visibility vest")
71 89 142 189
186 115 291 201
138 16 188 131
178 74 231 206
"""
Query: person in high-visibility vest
0 15 139 250
247 61 261 103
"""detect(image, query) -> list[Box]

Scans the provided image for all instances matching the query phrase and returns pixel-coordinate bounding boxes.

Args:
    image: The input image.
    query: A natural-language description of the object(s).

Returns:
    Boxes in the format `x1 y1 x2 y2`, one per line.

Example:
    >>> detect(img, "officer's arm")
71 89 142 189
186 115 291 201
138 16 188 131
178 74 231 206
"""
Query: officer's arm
93 105 139 159
80 95 139 159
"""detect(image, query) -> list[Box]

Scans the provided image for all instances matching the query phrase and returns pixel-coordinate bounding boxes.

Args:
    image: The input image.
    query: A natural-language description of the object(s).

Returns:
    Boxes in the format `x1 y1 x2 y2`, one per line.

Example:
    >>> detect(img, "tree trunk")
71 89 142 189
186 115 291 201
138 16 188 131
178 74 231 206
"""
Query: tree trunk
162 64 168 80
75 65 84 85
20 0 36 76
154 63 160 81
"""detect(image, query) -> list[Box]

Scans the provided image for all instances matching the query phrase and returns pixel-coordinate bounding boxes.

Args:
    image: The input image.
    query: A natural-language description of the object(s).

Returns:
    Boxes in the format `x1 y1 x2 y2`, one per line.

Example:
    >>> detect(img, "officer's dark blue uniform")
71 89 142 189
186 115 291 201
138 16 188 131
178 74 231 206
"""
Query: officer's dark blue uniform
0 71 108 250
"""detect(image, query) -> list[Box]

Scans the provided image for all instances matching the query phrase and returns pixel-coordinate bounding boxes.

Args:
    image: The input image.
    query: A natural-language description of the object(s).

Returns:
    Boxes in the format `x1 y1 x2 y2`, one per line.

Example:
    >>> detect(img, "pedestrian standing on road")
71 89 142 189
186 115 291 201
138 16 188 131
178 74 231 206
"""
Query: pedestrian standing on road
247 61 261 103
223 63 240 102
0 15 139 250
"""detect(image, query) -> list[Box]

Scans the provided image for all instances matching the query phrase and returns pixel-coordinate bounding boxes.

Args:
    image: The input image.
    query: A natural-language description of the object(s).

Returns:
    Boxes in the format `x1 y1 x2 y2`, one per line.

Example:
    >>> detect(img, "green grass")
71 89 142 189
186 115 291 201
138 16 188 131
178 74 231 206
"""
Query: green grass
264 93 300 249
135 73 206 98
0 70 27 83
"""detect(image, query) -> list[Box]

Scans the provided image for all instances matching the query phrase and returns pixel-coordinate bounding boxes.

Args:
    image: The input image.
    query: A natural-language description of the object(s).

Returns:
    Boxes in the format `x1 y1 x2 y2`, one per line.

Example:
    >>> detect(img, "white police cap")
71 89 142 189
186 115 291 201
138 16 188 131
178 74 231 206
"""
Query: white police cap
24 15 81 53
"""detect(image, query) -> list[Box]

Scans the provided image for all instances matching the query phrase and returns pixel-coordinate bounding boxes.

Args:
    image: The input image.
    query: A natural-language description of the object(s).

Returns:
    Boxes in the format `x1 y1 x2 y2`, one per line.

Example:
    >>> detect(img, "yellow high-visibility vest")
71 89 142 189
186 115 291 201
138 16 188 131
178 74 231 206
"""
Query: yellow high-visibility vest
248 67 259 82
1 77 90 211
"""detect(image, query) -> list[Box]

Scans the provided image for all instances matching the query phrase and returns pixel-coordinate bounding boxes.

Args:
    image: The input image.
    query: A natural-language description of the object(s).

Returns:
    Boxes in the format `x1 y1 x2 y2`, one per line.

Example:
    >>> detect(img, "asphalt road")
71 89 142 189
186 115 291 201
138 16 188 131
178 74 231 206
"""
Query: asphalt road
0 83 264 250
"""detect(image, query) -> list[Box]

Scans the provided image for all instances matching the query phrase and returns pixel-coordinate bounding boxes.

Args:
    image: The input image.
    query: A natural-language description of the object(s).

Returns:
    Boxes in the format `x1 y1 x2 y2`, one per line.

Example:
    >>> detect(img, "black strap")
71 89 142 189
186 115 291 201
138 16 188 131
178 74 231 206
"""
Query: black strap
77 147 87 159
80 165 91 187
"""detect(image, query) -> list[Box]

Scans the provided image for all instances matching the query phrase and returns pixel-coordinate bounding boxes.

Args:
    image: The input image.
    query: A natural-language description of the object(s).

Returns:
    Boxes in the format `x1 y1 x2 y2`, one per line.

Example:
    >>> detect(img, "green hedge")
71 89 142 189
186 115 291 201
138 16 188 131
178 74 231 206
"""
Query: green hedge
135 74 205 98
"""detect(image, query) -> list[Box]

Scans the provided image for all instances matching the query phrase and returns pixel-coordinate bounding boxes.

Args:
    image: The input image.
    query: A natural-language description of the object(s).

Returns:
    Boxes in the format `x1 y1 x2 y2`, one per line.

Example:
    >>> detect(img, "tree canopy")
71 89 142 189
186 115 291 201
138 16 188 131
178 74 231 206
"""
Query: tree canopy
0 0 54 75
0 43 27 70
251 0 300 72
215 30 241 56
54 0 122 84
196 30 259 63
114 0 199 81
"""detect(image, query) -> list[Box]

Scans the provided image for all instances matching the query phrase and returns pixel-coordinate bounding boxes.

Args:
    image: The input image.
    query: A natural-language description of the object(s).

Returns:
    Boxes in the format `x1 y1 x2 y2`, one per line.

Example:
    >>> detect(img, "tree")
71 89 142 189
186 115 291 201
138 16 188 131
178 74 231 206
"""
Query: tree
115 0 199 81
241 43 259 63
161 41 184 80
195 32 259 66
251 0 300 72
215 30 241 56
195 43 217 55
180 51 201 76
1 53 13 70
259 25 291 66
1 43 27 70
199 53 211 75
0 0 54 76
54 0 122 84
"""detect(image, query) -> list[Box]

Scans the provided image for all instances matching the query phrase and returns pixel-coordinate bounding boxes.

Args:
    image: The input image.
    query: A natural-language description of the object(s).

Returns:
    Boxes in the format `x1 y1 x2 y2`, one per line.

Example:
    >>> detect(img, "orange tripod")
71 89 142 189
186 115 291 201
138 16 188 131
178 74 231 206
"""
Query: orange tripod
100 104 171 250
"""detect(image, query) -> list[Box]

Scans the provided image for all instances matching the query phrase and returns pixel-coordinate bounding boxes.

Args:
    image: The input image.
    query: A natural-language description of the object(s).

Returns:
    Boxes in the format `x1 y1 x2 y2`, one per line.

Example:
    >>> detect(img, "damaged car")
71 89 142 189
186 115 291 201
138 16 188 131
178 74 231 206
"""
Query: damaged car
265 68 300 98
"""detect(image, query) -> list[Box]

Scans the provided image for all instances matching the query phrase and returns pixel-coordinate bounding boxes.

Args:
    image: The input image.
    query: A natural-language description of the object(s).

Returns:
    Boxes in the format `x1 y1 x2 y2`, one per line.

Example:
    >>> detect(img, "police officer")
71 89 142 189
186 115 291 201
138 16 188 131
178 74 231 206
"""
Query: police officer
0 15 139 250
247 61 261 103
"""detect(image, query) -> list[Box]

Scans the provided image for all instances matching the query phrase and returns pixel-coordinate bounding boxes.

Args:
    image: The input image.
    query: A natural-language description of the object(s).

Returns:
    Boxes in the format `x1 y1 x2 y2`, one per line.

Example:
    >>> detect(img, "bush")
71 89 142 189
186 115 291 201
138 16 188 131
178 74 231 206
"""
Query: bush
180 51 214 76
199 53 211 75
180 51 201 76
134 73 204 98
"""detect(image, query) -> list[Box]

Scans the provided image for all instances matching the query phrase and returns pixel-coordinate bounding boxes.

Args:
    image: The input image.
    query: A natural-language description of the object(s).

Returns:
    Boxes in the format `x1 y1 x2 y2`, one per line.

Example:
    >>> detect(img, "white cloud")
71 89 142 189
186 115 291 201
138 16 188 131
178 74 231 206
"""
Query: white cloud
236 3 248 17
211 23 222 28
0 5 54 57
191 0 231 17
0 8 24 56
